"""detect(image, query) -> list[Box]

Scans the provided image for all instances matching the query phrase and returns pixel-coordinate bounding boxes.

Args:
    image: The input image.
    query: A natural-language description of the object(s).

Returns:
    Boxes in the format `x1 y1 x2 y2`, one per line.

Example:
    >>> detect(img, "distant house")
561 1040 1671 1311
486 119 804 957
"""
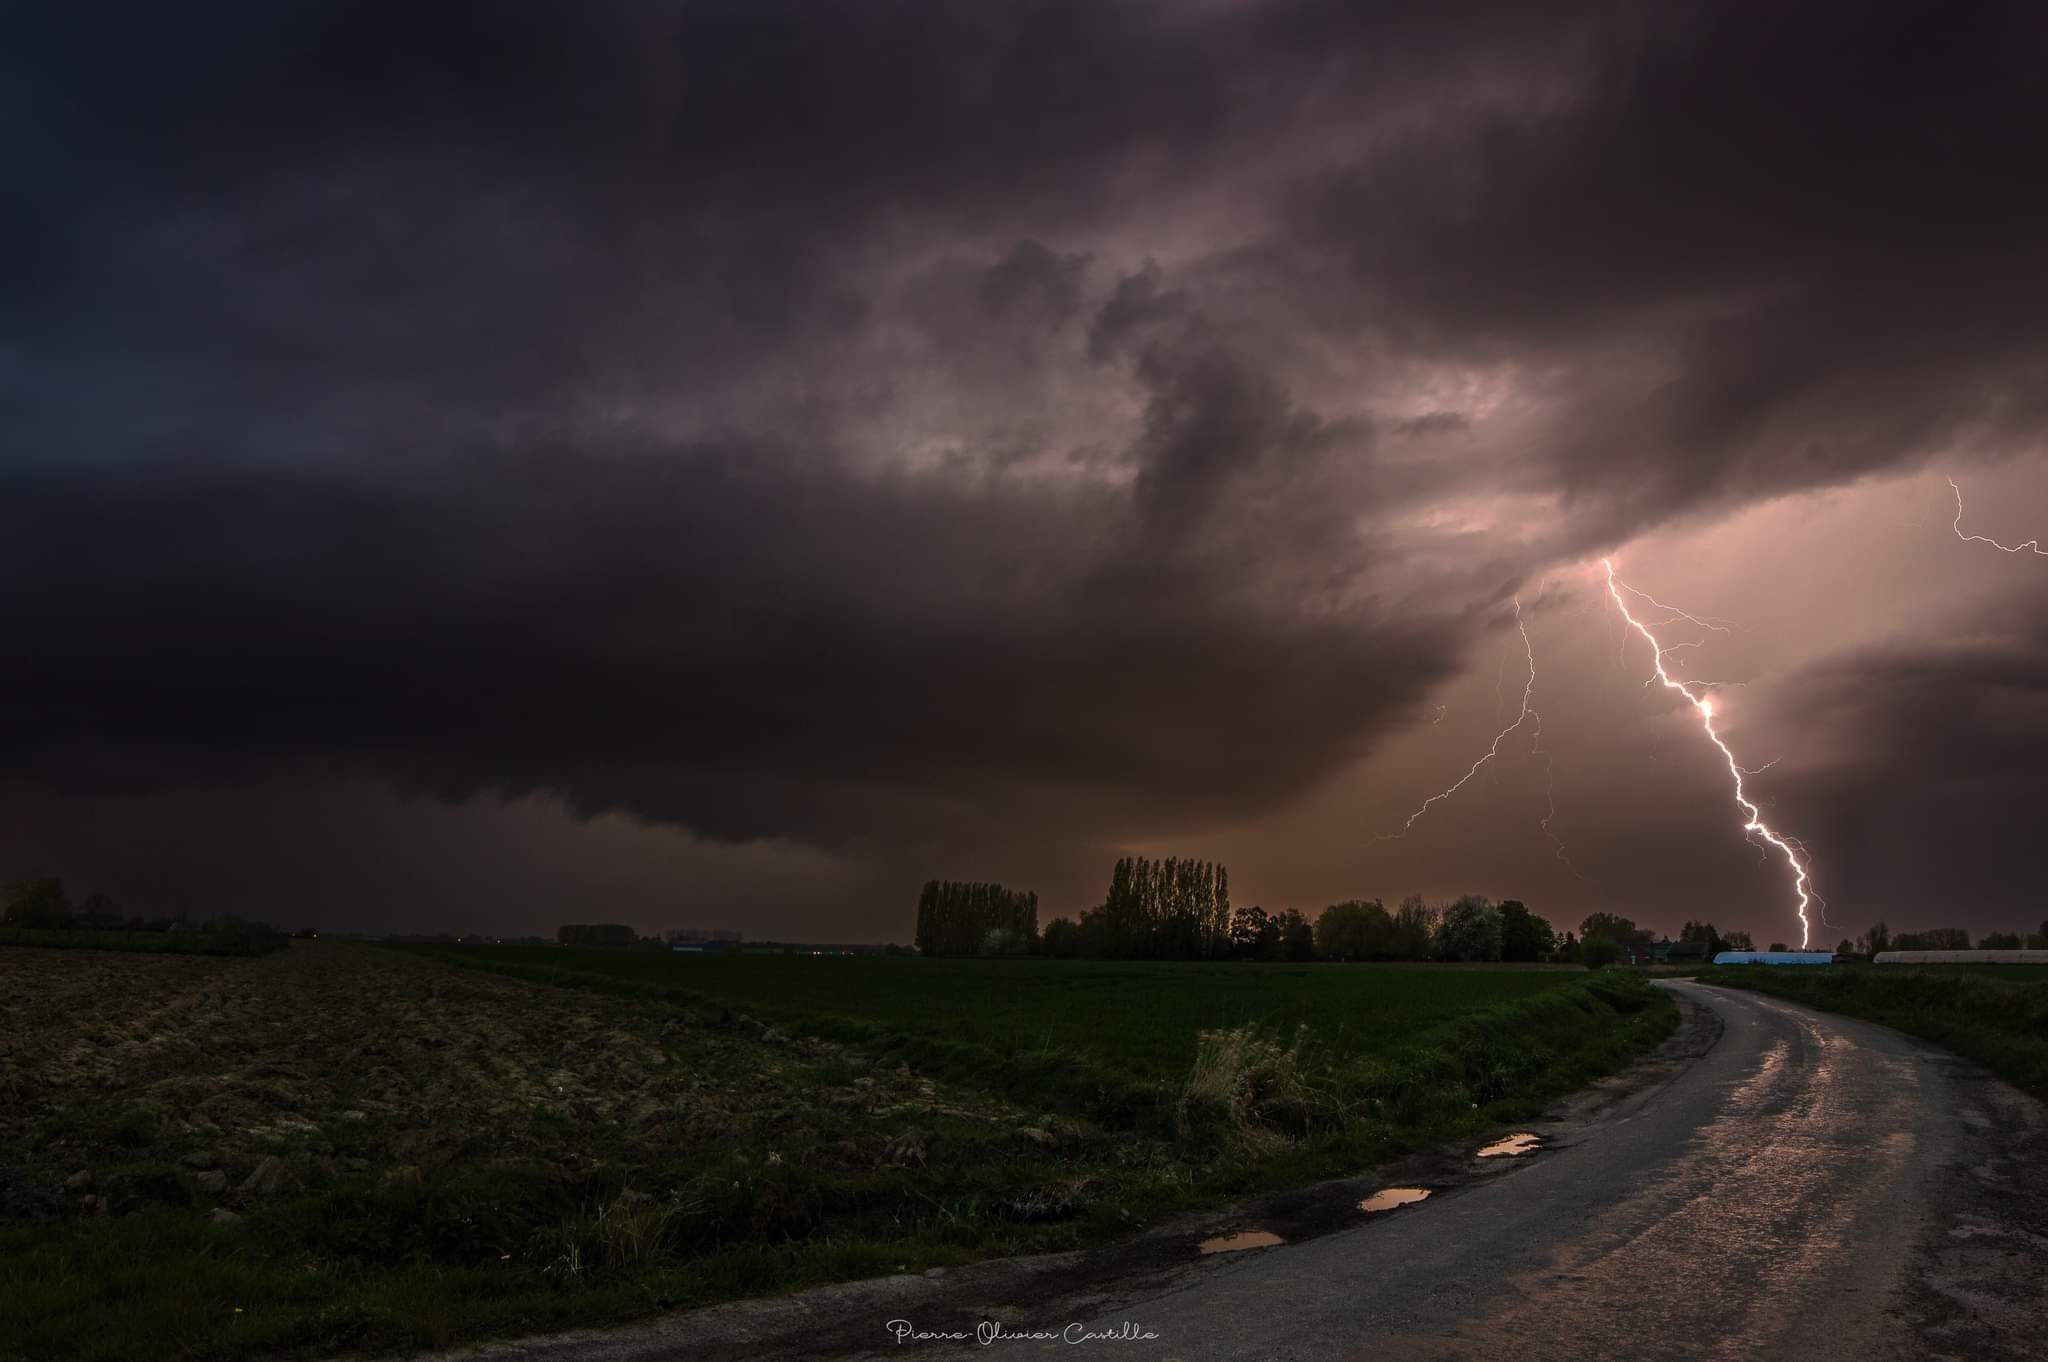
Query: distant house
669 938 732 954
1665 940 1708 964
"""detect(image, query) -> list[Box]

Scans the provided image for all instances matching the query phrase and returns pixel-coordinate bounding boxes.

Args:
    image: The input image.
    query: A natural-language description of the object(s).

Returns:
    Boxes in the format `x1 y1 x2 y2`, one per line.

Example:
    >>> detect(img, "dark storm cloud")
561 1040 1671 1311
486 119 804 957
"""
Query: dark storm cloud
979 241 1090 325
1759 593 2048 932
1 0 1591 408
1293 0 2048 539
1087 267 1188 365
0 438 1454 851
4 0 2046 930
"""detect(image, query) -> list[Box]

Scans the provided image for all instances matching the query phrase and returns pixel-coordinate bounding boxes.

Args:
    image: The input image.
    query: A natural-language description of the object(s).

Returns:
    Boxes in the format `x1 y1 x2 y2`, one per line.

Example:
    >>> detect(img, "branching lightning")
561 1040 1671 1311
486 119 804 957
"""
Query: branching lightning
1949 476 2047 556
1602 559 1818 948
1382 598 1575 873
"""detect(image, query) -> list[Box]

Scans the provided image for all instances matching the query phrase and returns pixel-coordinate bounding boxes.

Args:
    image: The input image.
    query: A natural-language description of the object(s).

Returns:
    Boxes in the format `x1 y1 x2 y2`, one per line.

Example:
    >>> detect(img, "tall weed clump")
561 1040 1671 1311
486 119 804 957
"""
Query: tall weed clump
1176 1024 1321 1152
547 1188 700 1280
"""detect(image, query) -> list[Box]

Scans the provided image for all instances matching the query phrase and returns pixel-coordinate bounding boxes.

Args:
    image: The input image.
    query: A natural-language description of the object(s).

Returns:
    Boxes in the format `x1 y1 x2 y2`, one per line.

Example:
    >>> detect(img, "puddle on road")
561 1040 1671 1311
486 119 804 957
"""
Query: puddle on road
1477 1132 1543 1158
1358 1186 1431 1213
1198 1230 1285 1254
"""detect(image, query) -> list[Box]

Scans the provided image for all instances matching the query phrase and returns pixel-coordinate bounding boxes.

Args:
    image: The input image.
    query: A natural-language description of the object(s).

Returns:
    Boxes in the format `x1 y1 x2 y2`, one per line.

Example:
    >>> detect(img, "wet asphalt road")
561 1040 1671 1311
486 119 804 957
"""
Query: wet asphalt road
882 979 2048 1362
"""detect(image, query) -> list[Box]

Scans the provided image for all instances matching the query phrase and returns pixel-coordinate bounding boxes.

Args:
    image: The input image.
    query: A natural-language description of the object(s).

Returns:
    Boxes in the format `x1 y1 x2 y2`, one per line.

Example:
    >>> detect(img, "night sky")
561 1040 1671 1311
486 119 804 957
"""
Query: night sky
6 2 2046 944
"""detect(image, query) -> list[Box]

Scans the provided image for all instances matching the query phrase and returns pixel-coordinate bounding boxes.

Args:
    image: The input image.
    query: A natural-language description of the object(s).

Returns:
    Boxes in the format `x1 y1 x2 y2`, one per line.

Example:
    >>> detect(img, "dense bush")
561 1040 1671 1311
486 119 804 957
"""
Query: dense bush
1499 900 1556 961
1314 900 1394 961
1434 896 1504 961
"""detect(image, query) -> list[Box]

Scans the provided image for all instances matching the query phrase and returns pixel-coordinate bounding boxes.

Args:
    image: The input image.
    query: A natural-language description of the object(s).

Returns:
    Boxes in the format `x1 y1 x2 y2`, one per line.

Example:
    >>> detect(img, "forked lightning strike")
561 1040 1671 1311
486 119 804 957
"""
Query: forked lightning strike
1382 599 1574 873
1602 559 1817 949
1949 476 2047 556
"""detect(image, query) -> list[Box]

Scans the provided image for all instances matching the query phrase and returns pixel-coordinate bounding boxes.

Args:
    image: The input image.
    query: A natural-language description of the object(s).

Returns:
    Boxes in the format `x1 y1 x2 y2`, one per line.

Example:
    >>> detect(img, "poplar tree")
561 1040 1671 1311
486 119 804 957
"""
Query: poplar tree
913 879 1041 955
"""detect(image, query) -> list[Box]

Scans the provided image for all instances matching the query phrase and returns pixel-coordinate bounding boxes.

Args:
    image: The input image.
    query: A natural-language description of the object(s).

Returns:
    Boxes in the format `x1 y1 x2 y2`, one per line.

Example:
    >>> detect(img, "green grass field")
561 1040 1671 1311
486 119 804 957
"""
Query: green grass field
1698 963 2048 1099
417 949 1605 1124
2 945 1673 1362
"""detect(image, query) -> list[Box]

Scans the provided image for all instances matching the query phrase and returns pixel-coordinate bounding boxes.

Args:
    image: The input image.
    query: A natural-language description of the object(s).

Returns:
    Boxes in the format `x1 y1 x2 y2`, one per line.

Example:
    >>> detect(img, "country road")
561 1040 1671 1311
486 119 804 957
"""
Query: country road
400 981 2048 1362
867 980 2048 1362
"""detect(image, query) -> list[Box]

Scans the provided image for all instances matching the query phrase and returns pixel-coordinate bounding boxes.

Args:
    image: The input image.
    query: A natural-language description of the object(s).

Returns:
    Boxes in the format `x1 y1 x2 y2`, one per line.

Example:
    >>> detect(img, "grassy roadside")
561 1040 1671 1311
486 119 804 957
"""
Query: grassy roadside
405 949 1661 1138
0 948 1674 1362
1696 964 2048 1100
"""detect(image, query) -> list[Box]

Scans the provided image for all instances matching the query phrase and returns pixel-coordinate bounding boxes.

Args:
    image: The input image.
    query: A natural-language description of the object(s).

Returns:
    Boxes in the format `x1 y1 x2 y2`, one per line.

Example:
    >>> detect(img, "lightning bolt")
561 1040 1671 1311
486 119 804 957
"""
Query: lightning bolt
1602 559 1818 948
1382 598 1573 873
1949 476 2047 556
1528 702 1583 878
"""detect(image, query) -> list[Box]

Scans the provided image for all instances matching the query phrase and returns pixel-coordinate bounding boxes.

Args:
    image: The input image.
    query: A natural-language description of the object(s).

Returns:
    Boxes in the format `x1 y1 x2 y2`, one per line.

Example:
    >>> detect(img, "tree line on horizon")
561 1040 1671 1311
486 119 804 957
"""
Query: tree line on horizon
913 860 1592 964
1038 888 1576 963
1844 920 2048 954
1 878 287 954
910 867 2048 965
